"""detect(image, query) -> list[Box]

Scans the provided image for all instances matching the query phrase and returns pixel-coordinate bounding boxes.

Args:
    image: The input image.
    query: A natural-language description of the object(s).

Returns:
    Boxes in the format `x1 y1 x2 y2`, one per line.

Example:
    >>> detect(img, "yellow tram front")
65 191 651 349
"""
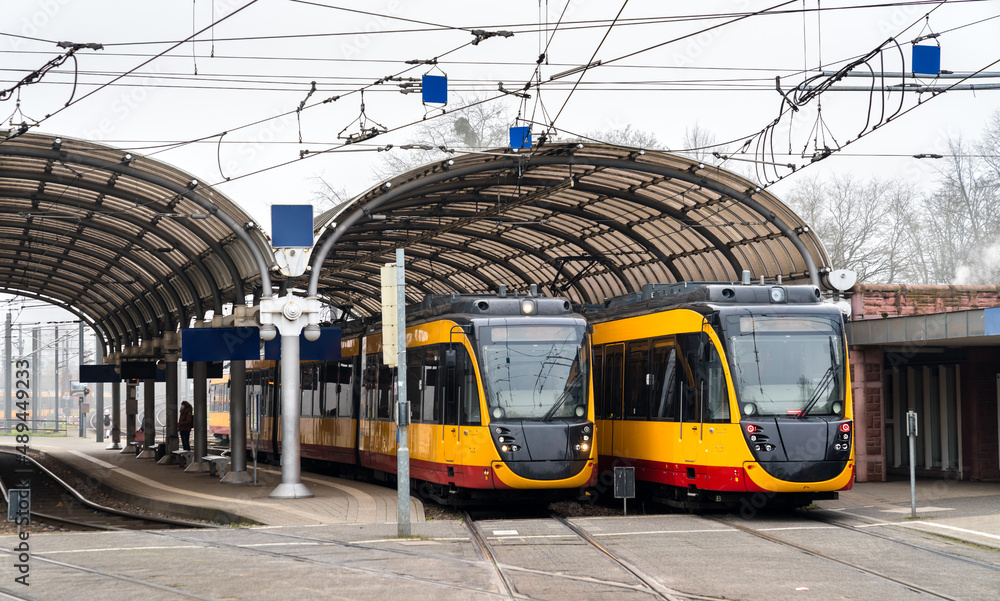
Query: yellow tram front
589 283 854 510
374 294 597 504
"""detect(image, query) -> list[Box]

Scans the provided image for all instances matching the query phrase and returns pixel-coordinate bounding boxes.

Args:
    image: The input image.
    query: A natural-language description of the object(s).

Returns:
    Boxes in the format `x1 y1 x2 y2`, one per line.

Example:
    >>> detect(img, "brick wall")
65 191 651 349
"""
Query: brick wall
851 284 1000 320
849 345 885 482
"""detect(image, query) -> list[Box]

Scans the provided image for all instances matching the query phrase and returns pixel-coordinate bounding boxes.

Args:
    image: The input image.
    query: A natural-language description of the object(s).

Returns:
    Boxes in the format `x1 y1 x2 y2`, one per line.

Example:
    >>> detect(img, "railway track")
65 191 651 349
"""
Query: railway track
0 450 213 531
706 513 997 601
462 510 727 601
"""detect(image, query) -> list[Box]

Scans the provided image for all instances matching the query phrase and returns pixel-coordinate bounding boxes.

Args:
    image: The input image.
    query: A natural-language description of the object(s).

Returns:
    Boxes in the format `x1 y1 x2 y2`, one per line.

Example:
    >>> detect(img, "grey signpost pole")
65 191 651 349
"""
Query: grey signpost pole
394 249 410 537
908 410 918 518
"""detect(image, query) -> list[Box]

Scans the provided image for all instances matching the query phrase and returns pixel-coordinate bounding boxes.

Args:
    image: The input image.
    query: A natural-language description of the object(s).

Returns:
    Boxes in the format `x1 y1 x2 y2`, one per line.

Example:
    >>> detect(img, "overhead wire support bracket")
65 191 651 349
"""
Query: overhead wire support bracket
498 82 531 99
471 29 514 45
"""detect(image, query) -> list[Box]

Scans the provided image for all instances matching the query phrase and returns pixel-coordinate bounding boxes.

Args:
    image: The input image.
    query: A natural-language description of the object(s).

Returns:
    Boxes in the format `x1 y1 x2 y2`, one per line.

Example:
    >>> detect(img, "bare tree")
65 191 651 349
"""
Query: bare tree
920 126 1000 284
369 96 514 181
783 174 922 283
585 124 660 149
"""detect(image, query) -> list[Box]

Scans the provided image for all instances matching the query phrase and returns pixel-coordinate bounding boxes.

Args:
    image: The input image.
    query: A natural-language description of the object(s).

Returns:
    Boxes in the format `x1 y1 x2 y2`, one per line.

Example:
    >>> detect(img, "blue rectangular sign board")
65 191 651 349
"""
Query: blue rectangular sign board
509 126 532 149
271 204 314 247
263 327 342 361
120 361 167 382
79 364 122 383
912 45 941 75
182 327 261 362
422 75 447 104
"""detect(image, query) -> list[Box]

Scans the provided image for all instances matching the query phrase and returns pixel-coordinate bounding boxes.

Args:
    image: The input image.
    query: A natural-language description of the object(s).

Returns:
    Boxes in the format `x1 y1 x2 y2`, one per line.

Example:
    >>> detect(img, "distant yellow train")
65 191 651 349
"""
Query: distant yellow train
585 282 855 510
232 293 597 504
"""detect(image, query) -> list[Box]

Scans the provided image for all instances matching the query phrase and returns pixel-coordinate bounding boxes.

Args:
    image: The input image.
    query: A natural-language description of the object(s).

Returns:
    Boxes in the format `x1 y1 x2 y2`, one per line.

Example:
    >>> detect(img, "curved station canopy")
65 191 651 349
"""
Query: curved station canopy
1 134 834 344
313 143 832 318
0 132 275 352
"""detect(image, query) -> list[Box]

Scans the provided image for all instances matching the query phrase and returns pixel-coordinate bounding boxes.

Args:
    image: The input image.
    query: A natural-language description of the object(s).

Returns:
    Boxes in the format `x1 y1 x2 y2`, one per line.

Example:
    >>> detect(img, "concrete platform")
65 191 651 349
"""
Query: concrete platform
2 435 423 527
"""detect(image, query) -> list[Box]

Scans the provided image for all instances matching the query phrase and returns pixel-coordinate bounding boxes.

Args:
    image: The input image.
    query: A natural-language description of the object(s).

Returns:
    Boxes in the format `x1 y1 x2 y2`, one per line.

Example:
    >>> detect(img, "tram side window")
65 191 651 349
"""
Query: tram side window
377 354 394 421
625 340 650 419
650 338 678 420
300 364 320 417
338 358 355 418
423 347 440 423
406 348 423 422
261 368 277 417
323 358 355 418
457 345 481 426
593 346 604 419
363 355 378 420
603 345 624 420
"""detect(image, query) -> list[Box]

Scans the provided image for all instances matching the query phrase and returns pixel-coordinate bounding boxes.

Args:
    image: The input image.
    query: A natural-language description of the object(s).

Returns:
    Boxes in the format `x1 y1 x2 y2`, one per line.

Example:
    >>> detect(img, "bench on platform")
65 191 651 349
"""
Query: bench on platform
172 450 194 468
202 455 231 477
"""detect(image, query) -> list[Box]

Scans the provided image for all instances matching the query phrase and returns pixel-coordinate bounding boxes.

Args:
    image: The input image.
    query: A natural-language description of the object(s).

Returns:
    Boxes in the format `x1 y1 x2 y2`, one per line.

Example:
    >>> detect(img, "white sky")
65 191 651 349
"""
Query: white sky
2 0 999 322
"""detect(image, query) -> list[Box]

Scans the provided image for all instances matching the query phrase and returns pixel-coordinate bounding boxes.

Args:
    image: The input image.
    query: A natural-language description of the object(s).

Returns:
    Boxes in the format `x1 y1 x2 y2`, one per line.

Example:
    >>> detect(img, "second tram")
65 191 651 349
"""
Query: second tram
586 282 855 510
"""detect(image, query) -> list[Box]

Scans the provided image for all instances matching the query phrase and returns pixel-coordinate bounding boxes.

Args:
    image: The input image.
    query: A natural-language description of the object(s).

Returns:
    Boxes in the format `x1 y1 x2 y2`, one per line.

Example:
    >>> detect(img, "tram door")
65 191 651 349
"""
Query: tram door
602 344 625 460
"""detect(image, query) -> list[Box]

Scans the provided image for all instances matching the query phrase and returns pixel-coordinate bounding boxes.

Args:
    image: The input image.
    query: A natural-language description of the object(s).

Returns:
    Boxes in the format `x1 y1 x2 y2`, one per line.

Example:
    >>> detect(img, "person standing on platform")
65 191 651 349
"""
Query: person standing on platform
103 411 111 439
178 401 193 451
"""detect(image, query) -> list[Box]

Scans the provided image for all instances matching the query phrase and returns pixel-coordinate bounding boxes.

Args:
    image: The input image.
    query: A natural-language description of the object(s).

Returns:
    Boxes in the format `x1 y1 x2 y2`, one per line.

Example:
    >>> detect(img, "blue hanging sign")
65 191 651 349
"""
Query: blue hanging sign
912 45 941 76
422 75 447 104
79 364 121 383
271 205 314 247
181 327 262 362
263 327 342 361
509 126 532 149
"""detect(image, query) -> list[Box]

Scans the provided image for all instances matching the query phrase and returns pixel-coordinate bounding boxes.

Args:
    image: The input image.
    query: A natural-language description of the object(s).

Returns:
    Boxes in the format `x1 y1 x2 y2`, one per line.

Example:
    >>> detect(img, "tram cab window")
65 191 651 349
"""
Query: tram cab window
625 340 650 419
457 345 480 426
677 332 729 423
650 338 678 421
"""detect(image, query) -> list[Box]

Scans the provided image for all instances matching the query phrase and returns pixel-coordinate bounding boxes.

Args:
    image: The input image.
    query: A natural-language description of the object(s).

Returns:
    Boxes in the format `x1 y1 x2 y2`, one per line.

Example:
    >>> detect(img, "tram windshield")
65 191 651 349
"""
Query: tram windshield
723 313 846 418
476 322 590 421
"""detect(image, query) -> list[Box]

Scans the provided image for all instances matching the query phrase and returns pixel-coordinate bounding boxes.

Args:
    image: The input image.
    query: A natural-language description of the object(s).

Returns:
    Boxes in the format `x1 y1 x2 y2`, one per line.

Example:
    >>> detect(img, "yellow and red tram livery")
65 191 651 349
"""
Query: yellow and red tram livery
252 293 597 505
587 282 854 510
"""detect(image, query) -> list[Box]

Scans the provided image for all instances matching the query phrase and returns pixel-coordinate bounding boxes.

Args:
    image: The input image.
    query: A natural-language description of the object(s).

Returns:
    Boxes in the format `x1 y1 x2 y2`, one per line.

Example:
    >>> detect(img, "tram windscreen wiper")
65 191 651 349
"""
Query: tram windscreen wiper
541 373 580 421
799 337 838 419
797 366 834 419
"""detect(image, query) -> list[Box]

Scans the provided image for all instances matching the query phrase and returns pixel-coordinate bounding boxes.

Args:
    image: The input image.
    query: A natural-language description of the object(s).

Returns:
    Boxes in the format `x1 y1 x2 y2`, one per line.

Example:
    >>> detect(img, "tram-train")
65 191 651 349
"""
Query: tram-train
584 282 855 510
214 292 597 505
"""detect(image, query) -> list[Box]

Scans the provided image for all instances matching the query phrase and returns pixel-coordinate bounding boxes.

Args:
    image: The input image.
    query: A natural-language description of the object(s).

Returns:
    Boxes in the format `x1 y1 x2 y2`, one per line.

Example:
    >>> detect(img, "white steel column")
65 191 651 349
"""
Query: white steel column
260 292 319 499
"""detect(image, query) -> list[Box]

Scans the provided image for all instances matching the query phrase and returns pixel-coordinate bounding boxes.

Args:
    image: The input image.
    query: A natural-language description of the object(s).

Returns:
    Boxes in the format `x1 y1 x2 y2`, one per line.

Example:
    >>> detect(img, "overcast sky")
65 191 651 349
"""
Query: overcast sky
2 0 999 321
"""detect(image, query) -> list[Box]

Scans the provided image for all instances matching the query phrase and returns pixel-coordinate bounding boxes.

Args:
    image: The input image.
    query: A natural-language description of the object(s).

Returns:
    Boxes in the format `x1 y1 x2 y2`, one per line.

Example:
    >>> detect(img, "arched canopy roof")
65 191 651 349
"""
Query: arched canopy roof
0 132 275 350
312 143 831 318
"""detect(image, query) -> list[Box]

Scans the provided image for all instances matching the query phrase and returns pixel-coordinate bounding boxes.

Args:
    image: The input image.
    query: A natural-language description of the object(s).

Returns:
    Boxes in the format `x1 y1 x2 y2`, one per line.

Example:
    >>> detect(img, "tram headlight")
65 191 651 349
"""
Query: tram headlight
520 299 536 315
501 444 510 453
832 401 844 415
574 405 585 417
769 286 787 303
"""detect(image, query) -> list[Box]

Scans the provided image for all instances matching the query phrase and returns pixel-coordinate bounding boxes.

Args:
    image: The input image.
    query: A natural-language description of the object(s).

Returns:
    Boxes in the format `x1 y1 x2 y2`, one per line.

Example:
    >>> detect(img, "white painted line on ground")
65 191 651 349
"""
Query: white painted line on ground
881 506 955 513
902 521 1000 541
